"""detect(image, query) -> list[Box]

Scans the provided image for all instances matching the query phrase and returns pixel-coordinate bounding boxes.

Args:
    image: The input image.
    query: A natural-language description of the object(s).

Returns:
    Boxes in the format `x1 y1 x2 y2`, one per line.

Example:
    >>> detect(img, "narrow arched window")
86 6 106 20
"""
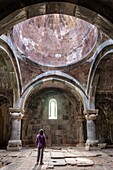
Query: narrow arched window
49 98 57 119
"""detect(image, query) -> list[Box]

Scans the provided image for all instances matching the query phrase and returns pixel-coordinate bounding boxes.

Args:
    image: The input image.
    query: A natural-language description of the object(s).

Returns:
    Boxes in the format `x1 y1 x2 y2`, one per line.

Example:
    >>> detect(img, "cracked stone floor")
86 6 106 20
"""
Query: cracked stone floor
0 147 113 170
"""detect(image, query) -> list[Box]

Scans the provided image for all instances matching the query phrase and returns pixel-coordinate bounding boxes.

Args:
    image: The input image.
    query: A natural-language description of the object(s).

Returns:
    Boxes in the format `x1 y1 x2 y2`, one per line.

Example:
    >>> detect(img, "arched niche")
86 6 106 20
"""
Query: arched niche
22 87 86 147
95 54 113 144
87 40 113 144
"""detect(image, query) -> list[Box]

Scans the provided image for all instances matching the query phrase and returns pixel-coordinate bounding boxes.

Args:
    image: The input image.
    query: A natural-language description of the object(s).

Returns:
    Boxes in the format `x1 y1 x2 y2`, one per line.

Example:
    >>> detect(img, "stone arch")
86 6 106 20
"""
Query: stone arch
20 71 88 111
0 36 22 107
85 39 113 145
21 84 87 146
94 48 113 144
0 1 113 39
86 39 113 109
20 71 88 146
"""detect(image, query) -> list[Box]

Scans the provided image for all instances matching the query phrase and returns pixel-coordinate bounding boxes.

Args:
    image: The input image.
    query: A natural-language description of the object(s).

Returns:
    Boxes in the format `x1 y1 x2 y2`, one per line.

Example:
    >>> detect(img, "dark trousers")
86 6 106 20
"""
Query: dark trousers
37 147 44 163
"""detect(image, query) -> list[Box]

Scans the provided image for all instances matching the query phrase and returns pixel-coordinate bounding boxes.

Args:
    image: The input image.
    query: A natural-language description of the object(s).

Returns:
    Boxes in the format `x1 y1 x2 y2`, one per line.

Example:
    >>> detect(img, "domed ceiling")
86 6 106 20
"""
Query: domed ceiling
12 14 98 67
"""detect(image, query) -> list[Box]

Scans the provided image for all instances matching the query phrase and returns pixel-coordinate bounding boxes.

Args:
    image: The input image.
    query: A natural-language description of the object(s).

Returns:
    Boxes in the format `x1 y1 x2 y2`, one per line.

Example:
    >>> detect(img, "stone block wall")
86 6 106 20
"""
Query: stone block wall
22 89 84 147
0 104 11 148
95 57 113 144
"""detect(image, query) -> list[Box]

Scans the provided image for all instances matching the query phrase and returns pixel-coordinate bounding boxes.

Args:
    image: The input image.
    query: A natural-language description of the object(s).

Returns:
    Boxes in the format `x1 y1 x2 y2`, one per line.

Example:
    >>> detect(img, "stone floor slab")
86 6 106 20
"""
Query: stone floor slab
0 162 20 170
75 157 94 167
1 147 113 170
46 164 54 169
65 158 77 165
19 150 31 157
68 150 85 157
7 151 21 157
49 159 67 166
82 151 102 157
51 152 64 159
30 150 37 157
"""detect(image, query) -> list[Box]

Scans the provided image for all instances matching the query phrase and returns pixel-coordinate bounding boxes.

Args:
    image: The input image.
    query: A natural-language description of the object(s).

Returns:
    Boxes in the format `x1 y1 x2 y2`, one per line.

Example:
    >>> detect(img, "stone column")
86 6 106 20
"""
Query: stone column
84 109 98 148
77 115 85 146
7 108 24 151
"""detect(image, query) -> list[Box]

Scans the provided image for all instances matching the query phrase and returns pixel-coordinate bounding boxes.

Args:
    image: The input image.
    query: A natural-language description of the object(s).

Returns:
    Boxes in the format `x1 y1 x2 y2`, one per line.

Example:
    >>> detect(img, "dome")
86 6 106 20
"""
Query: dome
12 14 98 67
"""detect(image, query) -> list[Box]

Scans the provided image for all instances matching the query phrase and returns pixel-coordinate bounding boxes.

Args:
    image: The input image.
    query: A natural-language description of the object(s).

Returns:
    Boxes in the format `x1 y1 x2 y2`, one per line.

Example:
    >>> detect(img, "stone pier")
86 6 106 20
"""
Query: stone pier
7 108 24 151
84 109 98 150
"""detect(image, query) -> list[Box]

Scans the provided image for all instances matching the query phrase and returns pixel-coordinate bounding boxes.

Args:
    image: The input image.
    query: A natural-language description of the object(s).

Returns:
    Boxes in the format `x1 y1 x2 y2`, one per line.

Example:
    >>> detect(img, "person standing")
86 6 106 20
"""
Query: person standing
36 129 46 165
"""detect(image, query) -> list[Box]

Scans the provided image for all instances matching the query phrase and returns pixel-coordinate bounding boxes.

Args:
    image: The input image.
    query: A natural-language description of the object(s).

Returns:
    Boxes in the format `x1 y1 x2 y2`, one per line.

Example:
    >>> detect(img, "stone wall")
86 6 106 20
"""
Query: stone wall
0 104 11 148
95 56 113 144
22 89 85 147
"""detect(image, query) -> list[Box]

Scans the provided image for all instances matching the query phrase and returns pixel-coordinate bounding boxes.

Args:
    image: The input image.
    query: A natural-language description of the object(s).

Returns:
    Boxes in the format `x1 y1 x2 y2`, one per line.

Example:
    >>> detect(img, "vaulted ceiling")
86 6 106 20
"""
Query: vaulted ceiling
12 15 98 66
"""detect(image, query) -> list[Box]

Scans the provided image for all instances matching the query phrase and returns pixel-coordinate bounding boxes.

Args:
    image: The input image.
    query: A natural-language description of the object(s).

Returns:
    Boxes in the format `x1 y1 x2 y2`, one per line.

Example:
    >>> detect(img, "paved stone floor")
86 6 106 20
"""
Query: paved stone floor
0 147 113 170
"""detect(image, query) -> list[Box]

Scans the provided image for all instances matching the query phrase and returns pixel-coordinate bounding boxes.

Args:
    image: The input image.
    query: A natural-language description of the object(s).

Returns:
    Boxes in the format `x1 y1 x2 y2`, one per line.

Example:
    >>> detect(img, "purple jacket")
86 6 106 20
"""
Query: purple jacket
36 134 46 148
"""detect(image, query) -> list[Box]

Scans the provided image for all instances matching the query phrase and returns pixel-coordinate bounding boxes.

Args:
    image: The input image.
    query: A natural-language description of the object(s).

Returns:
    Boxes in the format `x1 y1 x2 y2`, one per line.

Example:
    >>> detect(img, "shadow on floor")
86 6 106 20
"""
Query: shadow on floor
32 164 43 170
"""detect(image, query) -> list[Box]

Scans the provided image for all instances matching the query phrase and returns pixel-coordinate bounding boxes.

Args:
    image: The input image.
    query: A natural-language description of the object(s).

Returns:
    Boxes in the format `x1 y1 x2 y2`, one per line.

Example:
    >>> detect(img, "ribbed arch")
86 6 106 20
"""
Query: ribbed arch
0 2 113 39
0 36 22 107
86 39 113 109
20 71 88 111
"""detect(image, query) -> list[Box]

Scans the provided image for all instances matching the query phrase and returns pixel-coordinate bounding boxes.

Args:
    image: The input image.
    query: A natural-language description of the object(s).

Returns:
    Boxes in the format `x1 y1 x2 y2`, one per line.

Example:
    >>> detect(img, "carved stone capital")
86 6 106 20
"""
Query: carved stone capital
10 112 24 120
85 114 97 120
9 108 24 120
84 109 98 120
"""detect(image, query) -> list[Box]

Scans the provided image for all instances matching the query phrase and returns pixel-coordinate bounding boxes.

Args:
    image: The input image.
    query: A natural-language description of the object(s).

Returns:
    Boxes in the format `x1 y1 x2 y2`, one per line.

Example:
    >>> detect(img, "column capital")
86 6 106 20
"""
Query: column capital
84 109 98 120
9 108 25 114
10 112 24 120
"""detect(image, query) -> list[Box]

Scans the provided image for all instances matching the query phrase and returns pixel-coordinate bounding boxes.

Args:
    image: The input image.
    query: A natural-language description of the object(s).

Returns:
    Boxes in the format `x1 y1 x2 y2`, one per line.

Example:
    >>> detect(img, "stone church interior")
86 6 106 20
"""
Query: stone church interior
0 0 113 151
